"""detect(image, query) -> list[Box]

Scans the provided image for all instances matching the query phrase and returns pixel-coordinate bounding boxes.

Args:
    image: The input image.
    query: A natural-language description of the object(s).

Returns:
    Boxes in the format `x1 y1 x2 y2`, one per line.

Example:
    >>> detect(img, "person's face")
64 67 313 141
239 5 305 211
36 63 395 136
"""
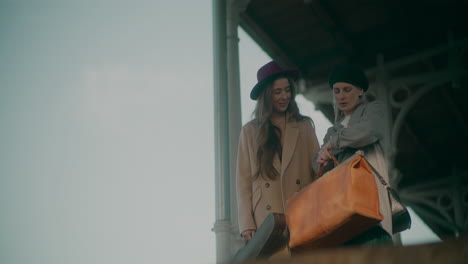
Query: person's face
271 77 291 114
333 82 363 115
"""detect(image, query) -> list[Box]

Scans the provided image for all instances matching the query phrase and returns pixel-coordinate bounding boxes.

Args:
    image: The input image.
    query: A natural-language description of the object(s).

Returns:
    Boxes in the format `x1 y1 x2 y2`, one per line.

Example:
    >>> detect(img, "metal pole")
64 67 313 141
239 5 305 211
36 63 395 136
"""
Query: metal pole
376 54 402 245
226 0 244 255
376 54 395 181
212 0 231 262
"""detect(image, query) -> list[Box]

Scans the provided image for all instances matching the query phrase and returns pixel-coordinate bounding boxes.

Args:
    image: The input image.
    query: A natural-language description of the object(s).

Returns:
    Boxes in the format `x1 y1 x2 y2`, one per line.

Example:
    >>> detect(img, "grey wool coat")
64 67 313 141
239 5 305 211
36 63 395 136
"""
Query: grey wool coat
322 97 393 236
236 115 320 235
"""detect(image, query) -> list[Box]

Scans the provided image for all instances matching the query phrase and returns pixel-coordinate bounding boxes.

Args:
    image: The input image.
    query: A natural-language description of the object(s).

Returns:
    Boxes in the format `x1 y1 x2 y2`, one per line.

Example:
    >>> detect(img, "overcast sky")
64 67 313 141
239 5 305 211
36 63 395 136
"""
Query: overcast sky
0 1 438 264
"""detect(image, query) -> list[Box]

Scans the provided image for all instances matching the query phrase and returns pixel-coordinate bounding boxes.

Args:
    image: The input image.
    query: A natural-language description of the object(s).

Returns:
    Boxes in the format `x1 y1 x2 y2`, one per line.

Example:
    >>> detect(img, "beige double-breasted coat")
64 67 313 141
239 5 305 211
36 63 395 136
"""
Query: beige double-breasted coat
236 116 320 234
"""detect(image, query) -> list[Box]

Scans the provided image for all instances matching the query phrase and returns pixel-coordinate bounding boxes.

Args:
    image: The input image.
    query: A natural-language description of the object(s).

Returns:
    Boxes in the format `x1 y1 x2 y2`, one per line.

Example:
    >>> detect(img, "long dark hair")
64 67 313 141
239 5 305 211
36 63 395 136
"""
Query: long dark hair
253 74 310 180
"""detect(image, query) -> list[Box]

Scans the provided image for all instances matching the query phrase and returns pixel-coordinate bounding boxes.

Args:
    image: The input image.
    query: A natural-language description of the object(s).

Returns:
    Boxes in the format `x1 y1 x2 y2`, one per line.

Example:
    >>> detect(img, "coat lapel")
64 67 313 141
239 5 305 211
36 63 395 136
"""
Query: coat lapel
273 153 281 175
281 116 299 176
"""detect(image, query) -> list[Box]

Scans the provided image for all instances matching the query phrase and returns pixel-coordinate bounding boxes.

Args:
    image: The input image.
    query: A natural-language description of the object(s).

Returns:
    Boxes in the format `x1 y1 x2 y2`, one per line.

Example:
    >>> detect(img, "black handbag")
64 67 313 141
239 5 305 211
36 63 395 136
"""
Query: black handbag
368 162 412 234
387 187 412 234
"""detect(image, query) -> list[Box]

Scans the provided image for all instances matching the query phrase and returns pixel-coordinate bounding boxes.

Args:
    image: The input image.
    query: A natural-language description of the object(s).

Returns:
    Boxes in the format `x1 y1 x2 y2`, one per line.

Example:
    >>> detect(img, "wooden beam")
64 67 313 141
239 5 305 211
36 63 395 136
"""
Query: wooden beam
253 237 467 263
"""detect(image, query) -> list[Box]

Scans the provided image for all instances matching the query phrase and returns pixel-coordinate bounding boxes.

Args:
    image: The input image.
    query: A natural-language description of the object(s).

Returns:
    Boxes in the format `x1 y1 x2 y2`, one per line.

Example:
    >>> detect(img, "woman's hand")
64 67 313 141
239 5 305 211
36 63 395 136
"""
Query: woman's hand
241 230 256 243
316 141 332 165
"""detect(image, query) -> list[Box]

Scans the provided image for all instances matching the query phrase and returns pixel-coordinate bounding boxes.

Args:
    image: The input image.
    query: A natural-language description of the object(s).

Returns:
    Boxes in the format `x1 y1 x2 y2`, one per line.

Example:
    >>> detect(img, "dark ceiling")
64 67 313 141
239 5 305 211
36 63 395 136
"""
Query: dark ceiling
241 0 467 83
239 0 468 240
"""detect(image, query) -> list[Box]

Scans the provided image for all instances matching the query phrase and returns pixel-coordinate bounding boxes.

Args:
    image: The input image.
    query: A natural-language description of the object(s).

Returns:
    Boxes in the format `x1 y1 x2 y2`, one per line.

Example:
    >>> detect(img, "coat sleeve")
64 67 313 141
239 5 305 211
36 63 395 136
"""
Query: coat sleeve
322 126 338 146
328 101 385 150
306 120 321 175
236 125 257 234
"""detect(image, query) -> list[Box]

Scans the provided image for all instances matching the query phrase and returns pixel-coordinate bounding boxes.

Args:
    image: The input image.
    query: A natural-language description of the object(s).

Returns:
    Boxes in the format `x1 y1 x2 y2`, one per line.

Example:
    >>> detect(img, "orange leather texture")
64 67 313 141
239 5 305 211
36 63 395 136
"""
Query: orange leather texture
286 154 383 250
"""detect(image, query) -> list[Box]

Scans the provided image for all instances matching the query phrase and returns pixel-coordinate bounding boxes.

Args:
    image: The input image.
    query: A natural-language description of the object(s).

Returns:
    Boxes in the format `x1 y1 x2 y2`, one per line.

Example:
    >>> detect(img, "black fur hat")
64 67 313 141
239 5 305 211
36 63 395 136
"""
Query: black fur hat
328 64 369 92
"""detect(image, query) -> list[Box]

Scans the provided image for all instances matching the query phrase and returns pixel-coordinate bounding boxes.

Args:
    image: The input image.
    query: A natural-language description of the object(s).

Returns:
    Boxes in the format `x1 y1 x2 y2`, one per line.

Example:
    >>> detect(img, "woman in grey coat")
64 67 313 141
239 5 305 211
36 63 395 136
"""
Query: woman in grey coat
316 64 393 246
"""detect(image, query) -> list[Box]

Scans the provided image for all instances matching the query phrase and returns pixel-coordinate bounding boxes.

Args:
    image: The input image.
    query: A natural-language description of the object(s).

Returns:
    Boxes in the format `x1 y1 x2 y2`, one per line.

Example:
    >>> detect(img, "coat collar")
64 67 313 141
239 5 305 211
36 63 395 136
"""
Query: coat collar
334 99 366 128
336 96 374 125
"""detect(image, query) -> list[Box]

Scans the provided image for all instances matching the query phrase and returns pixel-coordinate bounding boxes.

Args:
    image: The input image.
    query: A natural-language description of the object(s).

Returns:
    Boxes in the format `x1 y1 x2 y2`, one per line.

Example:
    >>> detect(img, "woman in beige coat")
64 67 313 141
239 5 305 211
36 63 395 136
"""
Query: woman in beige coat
236 61 320 248
317 63 393 245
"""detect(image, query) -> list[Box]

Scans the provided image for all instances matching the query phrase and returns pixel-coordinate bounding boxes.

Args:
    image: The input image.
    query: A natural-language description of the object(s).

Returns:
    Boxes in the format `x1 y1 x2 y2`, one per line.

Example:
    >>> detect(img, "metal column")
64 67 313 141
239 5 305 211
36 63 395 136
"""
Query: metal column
375 54 403 245
226 0 245 256
213 0 246 262
212 0 232 262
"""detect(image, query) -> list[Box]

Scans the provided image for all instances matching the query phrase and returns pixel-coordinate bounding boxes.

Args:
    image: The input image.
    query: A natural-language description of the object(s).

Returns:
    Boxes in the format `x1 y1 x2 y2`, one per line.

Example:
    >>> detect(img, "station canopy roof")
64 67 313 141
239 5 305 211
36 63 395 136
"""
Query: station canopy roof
239 0 468 239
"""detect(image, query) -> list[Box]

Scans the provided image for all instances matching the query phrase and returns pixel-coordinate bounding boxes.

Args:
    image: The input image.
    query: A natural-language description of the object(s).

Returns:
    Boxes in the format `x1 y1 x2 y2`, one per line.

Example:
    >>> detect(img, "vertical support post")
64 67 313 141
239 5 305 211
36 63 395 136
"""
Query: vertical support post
226 0 244 256
376 54 402 245
451 168 464 237
447 33 465 237
376 54 394 179
212 0 231 262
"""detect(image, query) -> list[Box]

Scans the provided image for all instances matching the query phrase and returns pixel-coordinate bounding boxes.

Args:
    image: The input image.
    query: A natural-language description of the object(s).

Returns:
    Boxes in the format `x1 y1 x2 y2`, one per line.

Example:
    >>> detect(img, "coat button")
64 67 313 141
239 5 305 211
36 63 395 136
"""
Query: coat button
296 179 301 185
265 183 270 188
266 205 271 210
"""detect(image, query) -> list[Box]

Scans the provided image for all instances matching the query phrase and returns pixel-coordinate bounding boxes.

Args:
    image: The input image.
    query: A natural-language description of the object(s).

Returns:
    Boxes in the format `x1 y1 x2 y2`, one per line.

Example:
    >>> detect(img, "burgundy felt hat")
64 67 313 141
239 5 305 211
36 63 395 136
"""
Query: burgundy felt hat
250 61 300 100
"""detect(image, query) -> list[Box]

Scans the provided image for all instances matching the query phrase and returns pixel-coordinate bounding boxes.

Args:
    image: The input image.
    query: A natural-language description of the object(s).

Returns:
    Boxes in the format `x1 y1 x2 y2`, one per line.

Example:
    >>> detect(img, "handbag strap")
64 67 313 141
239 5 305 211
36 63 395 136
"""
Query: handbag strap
317 154 339 177
365 159 391 189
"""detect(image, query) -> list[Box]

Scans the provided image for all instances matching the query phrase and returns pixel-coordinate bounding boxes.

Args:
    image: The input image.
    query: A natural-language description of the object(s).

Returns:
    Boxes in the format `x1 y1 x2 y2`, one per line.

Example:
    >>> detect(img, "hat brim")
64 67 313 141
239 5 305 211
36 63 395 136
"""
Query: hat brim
250 70 300 100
